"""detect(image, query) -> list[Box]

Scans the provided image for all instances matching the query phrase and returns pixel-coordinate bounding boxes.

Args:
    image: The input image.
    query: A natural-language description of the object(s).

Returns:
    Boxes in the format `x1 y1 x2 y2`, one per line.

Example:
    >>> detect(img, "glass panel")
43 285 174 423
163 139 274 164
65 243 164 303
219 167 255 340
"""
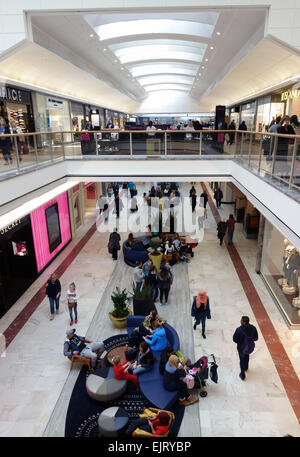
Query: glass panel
17 134 37 170
145 84 191 92
138 75 194 86
292 137 300 189
130 63 198 77
261 219 300 326
115 45 205 64
131 130 164 156
167 131 200 156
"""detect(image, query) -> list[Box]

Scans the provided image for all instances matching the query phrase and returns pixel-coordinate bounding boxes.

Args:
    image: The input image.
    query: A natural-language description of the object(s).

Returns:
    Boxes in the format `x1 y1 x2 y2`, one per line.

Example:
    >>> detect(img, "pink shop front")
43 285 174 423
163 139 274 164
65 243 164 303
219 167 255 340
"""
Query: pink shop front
0 192 71 317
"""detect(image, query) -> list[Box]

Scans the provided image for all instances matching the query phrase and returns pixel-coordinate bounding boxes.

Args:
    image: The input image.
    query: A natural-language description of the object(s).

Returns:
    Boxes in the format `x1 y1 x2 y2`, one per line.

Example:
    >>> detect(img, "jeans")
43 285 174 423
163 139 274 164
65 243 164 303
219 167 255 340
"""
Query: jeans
136 282 142 291
228 230 234 245
125 418 152 436
194 312 206 335
216 199 221 208
160 287 170 303
69 303 78 321
238 351 249 378
49 296 60 315
150 285 158 301
128 363 151 376
80 342 105 368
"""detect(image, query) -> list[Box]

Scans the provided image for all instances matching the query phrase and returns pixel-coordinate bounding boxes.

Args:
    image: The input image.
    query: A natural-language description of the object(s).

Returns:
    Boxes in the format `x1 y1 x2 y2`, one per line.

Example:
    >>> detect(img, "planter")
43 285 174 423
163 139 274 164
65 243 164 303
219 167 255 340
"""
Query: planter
108 309 132 329
149 252 163 272
133 297 156 316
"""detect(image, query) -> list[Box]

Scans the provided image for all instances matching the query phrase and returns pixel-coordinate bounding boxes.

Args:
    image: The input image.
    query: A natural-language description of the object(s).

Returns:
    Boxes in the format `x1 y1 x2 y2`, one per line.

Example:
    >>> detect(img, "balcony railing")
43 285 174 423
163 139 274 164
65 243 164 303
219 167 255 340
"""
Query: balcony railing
0 129 299 192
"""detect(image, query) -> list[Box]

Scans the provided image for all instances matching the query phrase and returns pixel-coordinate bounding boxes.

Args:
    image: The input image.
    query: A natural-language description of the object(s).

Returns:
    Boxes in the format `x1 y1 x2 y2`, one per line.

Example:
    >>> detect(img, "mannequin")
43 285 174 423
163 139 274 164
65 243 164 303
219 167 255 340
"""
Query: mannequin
278 239 295 287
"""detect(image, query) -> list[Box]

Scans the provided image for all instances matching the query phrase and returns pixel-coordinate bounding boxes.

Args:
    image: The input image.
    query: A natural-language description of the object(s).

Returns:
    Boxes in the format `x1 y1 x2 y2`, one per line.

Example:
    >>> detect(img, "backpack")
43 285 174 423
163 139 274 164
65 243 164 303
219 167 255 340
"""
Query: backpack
241 327 255 355
209 363 218 384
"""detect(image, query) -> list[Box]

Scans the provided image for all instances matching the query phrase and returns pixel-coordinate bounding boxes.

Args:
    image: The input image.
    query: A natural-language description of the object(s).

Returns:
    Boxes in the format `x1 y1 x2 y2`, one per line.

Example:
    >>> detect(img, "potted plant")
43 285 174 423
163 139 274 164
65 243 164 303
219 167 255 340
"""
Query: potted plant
130 282 156 316
148 236 163 272
109 287 132 329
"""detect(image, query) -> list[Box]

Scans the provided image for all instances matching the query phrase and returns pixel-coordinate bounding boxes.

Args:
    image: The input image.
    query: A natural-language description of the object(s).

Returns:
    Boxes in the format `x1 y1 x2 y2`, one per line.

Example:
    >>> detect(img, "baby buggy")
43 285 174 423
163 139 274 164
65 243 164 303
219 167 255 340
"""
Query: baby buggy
188 354 218 397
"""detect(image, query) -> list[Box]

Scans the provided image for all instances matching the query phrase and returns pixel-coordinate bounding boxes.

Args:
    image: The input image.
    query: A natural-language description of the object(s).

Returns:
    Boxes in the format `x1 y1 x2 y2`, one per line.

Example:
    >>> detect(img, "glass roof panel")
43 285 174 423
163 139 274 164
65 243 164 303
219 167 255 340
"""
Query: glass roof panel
115 45 205 64
138 75 194 85
95 19 214 41
130 64 198 77
144 83 191 91
110 39 207 52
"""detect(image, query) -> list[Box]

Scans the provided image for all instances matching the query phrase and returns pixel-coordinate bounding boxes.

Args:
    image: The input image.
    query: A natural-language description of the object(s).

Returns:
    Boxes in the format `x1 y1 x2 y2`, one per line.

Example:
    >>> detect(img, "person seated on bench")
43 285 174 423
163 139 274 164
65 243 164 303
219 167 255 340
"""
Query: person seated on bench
63 328 105 369
172 234 187 261
163 355 199 406
127 233 143 248
129 310 166 347
159 346 175 375
127 341 154 376
144 321 168 351
112 355 139 389
125 411 171 436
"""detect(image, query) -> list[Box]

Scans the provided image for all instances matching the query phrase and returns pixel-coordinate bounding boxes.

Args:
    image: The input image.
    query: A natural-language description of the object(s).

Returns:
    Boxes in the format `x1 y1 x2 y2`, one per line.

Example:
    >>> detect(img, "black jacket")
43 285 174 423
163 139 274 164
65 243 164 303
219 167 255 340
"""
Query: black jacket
108 231 121 251
137 349 154 369
217 221 227 235
233 324 258 352
46 279 61 298
163 365 186 391
214 189 223 200
200 192 208 204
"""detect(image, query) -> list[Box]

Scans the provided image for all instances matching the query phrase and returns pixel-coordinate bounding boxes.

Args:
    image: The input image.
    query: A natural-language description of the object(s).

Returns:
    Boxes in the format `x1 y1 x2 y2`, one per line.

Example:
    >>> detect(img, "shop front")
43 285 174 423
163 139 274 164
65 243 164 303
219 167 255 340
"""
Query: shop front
71 101 85 132
240 101 257 131
84 105 105 130
261 220 300 328
35 92 72 143
0 85 35 133
255 95 284 132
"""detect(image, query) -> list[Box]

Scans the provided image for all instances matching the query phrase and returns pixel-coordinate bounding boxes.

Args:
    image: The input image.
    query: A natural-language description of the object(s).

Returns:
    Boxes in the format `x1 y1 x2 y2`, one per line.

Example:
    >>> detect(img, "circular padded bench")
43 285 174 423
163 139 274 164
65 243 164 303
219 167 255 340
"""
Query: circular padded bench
98 406 129 437
86 374 127 402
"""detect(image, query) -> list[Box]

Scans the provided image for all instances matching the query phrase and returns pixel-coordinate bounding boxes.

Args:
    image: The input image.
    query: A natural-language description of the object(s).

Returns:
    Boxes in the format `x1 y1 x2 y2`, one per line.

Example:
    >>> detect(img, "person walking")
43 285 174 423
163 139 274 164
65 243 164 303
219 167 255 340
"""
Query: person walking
128 182 136 199
191 190 197 213
130 195 138 213
46 273 61 320
217 218 227 246
108 228 121 260
98 194 108 215
191 290 211 338
200 190 208 209
67 282 79 326
134 261 145 291
214 187 223 208
226 214 236 245
114 195 123 219
189 185 196 198
233 316 258 381
147 266 159 302
157 265 172 306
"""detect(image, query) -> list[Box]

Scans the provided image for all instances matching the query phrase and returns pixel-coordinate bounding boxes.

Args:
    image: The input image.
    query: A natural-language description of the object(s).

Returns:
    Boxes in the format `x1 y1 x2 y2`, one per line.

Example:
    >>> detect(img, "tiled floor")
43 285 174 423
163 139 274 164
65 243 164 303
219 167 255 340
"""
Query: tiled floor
0 182 299 437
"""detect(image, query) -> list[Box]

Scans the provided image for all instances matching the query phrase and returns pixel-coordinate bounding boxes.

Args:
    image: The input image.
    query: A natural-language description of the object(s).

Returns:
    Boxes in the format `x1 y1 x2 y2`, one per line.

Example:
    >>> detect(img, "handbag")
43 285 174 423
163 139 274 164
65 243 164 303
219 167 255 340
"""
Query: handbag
68 300 76 309
81 133 90 141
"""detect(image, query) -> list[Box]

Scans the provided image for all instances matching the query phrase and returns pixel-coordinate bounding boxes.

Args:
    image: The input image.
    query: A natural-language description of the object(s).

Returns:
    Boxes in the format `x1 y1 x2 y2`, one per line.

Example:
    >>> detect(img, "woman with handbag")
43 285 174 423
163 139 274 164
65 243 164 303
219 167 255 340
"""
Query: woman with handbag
67 282 79 326
191 290 211 338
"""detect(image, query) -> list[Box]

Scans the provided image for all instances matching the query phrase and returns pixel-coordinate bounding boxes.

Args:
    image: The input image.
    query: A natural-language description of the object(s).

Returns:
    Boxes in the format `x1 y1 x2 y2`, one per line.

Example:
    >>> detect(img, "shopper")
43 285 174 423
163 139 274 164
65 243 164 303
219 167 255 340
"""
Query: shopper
239 121 247 131
67 282 79 326
159 346 174 375
114 195 123 219
0 117 13 165
277 116 295 158
200 190 208 209
10 120 22 161
268 116 281 133
64 329 105 369
46 273 61 320
128 182 136 198
157 265 172 305
112 355 139 389
134 261 145 291
125 410 171 436
217 218 227 246
130 195 138 213
163 355 198 406
226 214 236 245
144 321 168 351
228 120 236 144
108 227 121 260
127 341 155 376
147 266 159 302
233 316 258 381
98 194 108 215
189 185 196 198
191 190 197 213
214 187 223 208
142 259 158 277
191 290 211 338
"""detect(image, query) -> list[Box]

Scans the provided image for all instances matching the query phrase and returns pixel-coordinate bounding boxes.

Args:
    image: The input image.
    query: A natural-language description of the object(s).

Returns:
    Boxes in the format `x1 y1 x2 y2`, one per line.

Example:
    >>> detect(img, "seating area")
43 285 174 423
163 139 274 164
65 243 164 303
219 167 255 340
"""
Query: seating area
123 238 149 267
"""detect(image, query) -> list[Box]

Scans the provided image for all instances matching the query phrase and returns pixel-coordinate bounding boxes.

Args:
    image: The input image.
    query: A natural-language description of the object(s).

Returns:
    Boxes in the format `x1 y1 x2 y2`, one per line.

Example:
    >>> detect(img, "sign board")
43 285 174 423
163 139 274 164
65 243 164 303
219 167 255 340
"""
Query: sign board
281 89 300 101
47 97 64 110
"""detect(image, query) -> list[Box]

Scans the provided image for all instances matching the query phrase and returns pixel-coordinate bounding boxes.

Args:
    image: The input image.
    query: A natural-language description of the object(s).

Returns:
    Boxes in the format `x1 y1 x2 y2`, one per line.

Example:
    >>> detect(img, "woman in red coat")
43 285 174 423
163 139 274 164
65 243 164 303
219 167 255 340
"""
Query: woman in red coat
113 355 139 389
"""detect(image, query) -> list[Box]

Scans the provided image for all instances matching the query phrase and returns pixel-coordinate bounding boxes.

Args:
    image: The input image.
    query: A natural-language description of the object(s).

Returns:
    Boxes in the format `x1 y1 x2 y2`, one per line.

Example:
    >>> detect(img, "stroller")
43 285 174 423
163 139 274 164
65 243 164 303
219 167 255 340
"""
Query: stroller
188 354 218 398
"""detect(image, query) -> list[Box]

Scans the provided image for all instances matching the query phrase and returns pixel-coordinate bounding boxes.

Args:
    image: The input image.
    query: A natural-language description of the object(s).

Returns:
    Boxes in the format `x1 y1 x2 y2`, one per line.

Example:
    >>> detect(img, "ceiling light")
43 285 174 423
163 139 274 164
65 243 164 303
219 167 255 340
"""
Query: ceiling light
103 48 107 51
89 34 94 38
205 58 208 62
202 66 205 69
216 32 221 35
114 59 118 63
210 46 214 50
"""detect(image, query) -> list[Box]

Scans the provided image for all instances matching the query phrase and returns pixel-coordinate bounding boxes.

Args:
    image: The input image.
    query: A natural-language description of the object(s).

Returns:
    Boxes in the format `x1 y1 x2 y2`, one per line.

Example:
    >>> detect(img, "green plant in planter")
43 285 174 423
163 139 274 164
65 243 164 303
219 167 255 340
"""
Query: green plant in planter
111 287 130 318
131 282 152 300
149 236 162 255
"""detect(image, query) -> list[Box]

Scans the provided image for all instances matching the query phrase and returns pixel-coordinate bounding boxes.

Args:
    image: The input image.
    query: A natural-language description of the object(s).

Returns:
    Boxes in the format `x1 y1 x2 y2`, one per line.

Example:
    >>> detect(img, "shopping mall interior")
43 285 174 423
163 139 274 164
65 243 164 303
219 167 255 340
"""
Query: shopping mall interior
0 1 300 443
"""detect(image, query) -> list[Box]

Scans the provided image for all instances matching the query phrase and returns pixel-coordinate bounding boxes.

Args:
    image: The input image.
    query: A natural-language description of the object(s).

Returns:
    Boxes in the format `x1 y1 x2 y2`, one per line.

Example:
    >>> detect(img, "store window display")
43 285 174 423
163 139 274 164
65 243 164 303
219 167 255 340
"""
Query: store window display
261 222 300 325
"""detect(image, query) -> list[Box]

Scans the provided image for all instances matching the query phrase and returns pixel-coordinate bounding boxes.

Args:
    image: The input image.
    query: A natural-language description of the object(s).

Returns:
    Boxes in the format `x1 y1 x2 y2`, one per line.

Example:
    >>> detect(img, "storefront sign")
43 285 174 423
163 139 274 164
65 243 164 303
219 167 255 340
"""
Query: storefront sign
0 86 31 105
281 89 300 101
0 219 22 235
47 97 64 109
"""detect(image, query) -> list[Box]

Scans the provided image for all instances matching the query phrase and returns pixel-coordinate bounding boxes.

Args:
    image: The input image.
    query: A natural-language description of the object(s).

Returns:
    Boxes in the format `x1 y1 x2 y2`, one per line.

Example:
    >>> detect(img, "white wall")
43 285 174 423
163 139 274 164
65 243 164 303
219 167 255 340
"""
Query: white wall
0 1 300 55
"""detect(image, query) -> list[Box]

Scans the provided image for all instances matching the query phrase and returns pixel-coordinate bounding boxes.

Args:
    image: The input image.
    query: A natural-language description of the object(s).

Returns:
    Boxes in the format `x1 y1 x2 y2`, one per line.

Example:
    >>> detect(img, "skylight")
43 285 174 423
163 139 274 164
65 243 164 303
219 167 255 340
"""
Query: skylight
129 64 198 78
115 45 206 64
138 75 194 86
95 19 214 41
144 83 191 92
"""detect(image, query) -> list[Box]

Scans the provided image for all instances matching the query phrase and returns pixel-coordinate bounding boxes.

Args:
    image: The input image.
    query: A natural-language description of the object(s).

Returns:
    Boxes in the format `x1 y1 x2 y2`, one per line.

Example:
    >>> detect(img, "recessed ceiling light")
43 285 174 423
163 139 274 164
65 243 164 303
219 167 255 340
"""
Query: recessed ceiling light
216 32 221 35
121 67 124 70
114 59 118 63
210 46 214 50
89 34 94 38
103 48 107 51
205 58 208 62
202 66 205 69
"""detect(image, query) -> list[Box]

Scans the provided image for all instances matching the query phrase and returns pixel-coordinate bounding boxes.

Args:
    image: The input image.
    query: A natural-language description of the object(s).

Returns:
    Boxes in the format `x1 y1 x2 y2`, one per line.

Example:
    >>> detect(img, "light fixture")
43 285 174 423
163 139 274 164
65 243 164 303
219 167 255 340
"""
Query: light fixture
103 48 107 51
114 59 118 63
216 32 221 35
202 66 205 69
210 46 214 50
89 34 94 38
205 58 208 62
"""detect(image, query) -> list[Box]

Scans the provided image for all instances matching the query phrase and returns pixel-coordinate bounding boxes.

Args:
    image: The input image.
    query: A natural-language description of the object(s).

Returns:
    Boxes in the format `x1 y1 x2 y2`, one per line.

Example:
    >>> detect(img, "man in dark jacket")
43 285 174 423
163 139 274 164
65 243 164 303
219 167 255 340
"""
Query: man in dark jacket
46 273 61 320
217 218 227 246
200 190 208 209
108 228 121 260
233 316 258 380
214 187 223 208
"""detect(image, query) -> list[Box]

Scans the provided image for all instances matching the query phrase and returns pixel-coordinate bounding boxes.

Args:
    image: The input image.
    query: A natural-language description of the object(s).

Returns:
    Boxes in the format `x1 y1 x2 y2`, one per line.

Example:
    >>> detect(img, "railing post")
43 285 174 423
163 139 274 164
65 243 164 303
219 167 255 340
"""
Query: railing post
33 135 39 164
130 132 133 156
13 136 20 171
288 138 298 189
241 132 245 161
248 132 253 167
61 132 65 159
49 133 54 162
258 134 263 174
95 132 99 158
234 132 237 157
271 135 278 178
199 131 202 155
165 132 167 155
